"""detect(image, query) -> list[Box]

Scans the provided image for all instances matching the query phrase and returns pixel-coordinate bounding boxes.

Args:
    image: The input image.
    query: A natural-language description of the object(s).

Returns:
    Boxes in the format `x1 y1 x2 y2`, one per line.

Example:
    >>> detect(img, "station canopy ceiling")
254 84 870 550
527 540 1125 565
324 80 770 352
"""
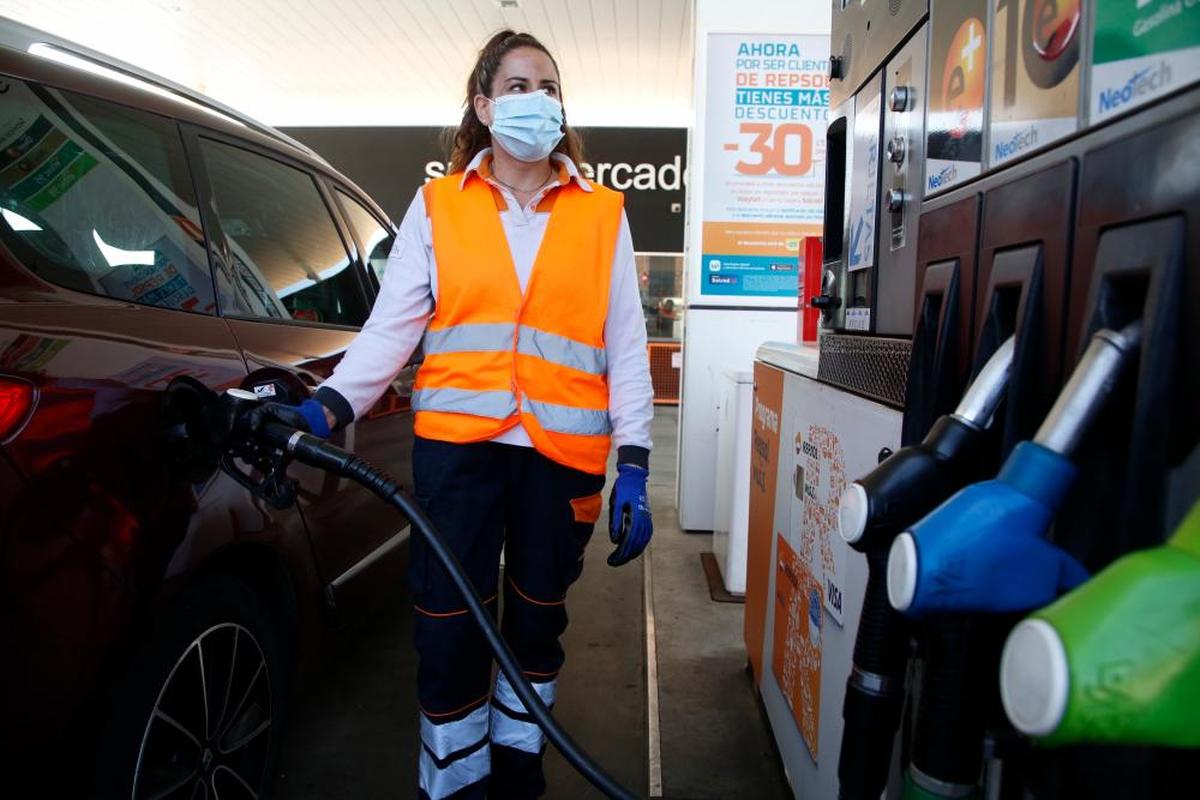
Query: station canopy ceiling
0 0 694 127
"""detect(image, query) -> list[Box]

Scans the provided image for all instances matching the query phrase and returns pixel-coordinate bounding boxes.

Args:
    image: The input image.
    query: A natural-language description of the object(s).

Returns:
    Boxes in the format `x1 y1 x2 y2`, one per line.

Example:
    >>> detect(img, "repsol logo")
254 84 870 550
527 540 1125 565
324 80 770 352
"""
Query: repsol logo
993 125 1038 161
927 163 959 191
754 398 779 433
1098 62 1173 113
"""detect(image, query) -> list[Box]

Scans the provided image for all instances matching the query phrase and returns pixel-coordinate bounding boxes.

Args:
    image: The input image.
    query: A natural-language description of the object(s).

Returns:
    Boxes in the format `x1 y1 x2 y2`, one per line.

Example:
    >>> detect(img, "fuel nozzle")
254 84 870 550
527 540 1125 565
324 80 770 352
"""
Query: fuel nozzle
887 322 1142 617
836 337 1012 800
839 335 1013 551
162 378 301 508
1000 499 1200 747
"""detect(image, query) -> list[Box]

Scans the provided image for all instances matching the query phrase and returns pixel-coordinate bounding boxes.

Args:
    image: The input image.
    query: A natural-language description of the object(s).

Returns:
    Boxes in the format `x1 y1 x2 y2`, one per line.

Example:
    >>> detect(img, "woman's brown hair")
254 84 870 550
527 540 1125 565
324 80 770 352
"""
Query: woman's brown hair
446 30 584 175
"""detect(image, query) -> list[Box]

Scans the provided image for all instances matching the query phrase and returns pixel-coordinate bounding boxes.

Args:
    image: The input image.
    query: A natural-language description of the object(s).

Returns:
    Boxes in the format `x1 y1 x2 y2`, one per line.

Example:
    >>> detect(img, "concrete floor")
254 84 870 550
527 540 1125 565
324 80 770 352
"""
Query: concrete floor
278 407 789 799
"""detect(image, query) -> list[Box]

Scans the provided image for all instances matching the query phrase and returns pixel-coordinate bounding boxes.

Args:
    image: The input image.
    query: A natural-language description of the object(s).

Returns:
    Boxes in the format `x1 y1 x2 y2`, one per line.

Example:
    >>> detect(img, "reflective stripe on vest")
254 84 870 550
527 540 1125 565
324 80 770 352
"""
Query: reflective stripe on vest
517 326 607 375
423 322 516 355
412 387 517 419
413 387 608 436
424 322 606 376
522 395 612 436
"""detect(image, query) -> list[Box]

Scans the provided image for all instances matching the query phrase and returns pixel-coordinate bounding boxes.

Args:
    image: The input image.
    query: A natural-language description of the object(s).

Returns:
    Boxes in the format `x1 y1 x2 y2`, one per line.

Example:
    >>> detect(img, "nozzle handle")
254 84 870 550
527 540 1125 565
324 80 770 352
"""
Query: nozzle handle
952 335 1014 430
1034 321 1141 456
260 420 302 450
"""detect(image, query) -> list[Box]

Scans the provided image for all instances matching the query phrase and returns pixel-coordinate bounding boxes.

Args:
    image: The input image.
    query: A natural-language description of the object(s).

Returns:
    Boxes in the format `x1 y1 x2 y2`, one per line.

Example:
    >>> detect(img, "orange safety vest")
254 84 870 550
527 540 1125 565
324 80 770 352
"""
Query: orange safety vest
412 170 624 475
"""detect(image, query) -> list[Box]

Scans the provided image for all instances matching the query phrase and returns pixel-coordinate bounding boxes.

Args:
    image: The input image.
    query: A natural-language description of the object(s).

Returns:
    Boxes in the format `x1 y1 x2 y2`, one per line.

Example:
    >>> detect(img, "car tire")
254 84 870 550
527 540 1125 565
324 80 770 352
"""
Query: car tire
92 573 290 800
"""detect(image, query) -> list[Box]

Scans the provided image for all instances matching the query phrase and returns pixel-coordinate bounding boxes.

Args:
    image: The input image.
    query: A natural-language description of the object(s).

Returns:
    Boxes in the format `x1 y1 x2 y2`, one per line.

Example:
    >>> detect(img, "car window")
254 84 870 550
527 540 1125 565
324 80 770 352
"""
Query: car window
200 138 369 326
0 78 216 313
336 189 394 280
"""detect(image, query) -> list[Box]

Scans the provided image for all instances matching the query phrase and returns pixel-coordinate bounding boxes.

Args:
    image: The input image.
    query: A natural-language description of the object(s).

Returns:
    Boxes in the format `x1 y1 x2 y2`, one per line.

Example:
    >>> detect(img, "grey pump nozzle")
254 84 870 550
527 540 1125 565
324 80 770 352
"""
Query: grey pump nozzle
952 335 1015 431
1034 321 1143 457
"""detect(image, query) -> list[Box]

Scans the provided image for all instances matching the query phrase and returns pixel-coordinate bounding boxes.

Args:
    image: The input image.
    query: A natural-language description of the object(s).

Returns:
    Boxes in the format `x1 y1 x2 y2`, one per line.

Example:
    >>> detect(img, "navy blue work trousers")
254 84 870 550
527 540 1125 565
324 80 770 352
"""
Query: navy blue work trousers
409 436 606 800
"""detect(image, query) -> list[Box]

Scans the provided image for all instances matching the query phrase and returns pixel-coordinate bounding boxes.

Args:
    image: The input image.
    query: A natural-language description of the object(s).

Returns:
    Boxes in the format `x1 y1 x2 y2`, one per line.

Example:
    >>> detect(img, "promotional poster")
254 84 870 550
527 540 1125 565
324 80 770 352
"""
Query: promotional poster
988 0 1083 167
700 33 829 298
926 0 989 194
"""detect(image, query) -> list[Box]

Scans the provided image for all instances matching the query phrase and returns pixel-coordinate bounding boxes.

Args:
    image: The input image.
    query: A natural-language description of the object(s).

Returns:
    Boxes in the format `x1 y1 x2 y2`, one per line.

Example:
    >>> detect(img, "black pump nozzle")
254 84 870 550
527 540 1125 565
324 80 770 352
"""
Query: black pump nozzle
836 336 1014 800
839 335 1014 553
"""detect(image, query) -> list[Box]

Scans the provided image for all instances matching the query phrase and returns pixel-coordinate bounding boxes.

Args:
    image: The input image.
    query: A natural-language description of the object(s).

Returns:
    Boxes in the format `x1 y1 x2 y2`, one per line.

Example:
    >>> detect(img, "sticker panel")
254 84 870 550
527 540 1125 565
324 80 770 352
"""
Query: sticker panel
1091 0 1200 123
772 533 823 761
926 0 990 193
988 0 1083 167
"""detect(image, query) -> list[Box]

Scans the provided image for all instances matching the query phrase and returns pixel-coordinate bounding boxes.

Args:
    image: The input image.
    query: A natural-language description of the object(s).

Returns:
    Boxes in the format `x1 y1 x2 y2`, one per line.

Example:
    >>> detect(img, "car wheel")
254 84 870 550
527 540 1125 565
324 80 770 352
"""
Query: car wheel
94 574 290 800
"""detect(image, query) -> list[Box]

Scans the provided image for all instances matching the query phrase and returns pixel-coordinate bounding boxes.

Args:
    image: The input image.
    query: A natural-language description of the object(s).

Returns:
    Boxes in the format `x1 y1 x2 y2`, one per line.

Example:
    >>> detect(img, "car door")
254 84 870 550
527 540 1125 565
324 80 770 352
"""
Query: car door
184 127 414 613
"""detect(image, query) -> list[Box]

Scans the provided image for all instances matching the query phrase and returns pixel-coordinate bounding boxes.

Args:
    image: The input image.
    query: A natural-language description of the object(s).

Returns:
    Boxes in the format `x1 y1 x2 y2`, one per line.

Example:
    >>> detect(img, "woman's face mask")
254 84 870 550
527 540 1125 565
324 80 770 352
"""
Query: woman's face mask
484 90 565 163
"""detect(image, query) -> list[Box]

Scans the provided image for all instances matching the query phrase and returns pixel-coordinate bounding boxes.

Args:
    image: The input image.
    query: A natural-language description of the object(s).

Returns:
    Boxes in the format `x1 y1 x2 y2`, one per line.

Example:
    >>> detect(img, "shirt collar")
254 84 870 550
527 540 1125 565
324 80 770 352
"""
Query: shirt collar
459 147 593 193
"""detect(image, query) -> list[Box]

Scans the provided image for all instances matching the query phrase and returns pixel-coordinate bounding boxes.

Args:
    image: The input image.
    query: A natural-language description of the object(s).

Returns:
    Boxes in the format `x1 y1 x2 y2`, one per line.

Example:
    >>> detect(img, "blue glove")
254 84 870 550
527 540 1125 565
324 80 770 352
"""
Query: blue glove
608 463 652 566
247 398 332 439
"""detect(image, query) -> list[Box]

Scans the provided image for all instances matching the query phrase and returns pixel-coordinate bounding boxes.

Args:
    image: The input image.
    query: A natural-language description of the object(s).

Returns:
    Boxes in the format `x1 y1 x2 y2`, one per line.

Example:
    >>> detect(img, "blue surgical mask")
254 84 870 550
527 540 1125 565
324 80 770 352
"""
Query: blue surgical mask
487 90 565 163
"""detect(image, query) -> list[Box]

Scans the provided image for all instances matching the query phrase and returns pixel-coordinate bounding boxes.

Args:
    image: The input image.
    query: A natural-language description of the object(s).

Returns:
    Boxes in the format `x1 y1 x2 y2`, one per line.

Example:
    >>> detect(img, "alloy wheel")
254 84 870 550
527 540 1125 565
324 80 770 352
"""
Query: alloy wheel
132 623 272 800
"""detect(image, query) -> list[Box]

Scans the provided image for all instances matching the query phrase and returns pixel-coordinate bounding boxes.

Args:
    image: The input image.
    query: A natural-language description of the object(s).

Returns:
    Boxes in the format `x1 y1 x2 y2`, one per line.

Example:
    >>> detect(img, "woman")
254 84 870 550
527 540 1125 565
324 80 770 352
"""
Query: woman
261 30 654 799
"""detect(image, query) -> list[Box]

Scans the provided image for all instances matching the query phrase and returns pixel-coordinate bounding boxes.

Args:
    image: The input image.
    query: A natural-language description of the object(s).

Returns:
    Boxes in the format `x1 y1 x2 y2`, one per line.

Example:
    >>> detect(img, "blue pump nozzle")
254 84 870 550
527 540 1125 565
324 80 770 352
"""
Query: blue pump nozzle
886 322 1141 617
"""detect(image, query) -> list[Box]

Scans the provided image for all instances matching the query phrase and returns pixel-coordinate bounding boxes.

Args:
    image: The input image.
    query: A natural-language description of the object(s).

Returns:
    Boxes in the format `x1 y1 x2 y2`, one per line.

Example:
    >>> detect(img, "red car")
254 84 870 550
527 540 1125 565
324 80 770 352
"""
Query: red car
0 20 416 799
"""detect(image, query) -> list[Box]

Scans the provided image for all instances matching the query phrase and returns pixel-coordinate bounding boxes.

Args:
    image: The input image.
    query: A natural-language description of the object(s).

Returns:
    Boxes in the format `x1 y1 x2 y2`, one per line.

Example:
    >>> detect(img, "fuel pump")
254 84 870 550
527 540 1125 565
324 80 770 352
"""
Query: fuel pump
836 335 1014 800
1000 499 1200 748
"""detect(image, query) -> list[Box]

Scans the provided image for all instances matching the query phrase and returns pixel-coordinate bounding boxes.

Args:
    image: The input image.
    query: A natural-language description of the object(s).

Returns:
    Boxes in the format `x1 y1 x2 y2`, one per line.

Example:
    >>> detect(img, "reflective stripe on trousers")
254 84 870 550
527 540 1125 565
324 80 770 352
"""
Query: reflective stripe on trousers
419 705 490 800
422 322 607 375
491 671 557 755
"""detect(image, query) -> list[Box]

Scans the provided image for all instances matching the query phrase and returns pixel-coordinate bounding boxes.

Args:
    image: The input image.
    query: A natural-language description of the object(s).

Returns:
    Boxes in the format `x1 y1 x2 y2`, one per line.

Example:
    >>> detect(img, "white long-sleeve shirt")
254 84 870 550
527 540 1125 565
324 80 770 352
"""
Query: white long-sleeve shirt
320 148 654 453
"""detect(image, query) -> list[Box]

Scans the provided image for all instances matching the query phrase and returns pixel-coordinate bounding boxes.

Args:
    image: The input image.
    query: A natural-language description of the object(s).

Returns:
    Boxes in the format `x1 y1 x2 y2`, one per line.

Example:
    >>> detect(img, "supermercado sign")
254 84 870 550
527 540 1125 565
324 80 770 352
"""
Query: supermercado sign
281 126 688 253
423 155 685 192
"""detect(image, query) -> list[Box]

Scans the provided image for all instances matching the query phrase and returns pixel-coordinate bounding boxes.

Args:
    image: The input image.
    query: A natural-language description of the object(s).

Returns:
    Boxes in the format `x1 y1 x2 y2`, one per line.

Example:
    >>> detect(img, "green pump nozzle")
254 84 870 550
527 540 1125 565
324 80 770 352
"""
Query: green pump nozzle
1000 500 1200 747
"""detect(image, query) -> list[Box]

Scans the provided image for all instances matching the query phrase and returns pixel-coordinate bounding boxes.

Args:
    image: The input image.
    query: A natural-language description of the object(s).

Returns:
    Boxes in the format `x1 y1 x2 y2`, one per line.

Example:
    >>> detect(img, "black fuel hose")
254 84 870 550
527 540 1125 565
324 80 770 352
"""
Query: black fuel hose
259 423 640 800
908 616 985 797
838 550 910 799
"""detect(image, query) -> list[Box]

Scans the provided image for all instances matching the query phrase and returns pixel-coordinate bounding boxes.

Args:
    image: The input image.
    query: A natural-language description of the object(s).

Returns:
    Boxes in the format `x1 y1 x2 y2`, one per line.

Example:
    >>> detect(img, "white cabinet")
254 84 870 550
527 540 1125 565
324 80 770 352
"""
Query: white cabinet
714 369 754 594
